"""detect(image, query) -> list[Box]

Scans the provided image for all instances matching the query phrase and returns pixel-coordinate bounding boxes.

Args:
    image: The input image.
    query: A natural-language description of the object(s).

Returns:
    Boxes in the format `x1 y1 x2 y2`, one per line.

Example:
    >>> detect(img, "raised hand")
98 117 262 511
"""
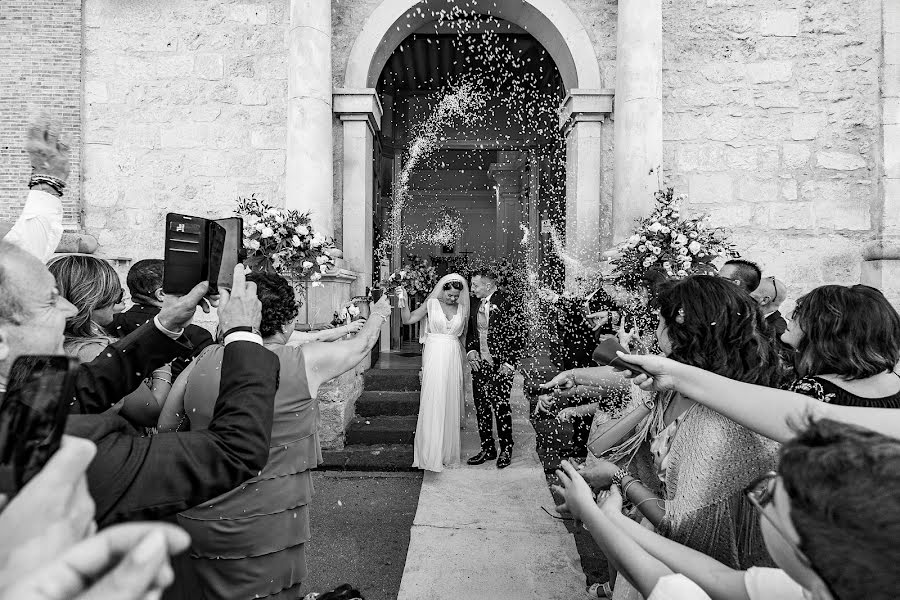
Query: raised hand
369 295 392 320
157 281 212 333
540 371 575 391
598 483 625 517
346 319 366 334
25 120 70 181
218 264 262 334
534 394 556 416
614 352 678 392
0 523 191 600
577 457 621 492
552 460 597 522
0 436 97 577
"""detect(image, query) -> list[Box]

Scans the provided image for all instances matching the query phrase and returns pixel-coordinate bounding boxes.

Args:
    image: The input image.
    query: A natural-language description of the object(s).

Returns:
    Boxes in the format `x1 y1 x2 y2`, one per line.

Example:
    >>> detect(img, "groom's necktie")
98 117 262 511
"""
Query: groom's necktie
478 297 492 362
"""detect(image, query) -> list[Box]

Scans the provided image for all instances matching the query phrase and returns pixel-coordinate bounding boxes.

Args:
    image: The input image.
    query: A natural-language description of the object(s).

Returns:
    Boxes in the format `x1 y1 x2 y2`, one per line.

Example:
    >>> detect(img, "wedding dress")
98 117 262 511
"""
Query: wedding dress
412 291 466 472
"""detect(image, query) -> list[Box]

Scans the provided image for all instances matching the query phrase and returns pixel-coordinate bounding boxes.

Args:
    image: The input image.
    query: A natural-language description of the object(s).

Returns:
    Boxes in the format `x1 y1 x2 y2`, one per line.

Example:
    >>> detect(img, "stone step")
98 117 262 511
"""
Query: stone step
356 391 420 417
363 368 421 392
346 415 418 446
318 444 417 472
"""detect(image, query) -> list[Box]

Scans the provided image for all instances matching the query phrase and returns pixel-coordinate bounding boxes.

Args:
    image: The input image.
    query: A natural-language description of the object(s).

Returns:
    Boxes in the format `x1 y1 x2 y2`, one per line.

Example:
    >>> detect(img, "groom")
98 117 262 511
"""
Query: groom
465 269 525 469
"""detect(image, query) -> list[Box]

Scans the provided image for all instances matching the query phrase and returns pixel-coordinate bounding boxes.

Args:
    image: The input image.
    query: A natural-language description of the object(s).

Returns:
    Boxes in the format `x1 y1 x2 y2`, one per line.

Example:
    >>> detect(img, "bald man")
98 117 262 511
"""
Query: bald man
751 276 788 339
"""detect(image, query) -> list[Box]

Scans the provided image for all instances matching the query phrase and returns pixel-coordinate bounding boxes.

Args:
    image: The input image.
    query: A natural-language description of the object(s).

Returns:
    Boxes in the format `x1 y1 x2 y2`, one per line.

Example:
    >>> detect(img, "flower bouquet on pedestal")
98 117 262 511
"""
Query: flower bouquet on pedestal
608 186 740 332
236 195 339 295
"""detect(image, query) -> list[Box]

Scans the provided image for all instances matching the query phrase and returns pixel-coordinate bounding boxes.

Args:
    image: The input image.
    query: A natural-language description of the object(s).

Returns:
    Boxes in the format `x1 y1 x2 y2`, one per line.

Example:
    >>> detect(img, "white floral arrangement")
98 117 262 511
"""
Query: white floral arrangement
610 187 739 292
236 195 338 287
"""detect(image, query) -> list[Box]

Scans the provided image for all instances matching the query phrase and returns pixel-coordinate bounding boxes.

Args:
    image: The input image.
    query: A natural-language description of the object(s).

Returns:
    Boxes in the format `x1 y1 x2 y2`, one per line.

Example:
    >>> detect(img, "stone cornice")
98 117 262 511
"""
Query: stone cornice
559 89 615 132
333 88 383 134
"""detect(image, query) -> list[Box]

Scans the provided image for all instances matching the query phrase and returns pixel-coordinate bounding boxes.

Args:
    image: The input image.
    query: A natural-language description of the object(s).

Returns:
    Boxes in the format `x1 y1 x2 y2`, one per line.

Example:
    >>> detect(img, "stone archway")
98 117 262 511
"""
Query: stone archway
334 0 613 294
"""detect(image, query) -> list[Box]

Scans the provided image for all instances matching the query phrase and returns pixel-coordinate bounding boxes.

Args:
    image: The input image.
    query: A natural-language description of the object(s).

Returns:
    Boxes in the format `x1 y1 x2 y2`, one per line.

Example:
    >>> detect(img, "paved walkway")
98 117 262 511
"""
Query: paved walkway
397 375 586 600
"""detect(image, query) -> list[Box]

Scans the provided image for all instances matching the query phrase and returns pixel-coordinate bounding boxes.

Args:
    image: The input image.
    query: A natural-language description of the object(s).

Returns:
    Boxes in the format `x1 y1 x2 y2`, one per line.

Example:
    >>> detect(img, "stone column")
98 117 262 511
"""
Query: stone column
559 90 614 267
334 89 383 296
612 0 663 242
860 1 900 305
287 0 333 235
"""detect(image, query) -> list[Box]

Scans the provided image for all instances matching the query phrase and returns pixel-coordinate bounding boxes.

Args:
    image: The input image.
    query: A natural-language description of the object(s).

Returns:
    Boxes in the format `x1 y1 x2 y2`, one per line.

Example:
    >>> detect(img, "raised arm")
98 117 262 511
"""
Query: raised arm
618 353 900 442
552 462 681 599
400 289 428 325
289 320 366 345
94 341 279 525
596 487 750 600
302 296 392 396
156 359 197 432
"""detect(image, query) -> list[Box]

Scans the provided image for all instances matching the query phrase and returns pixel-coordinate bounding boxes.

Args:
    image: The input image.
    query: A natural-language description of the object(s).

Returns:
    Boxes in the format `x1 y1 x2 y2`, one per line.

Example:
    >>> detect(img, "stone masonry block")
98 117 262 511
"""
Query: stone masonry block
85 80 108 104
703 204 753 228
738 177 778 202
700 62 746 83
194 54 224 80
882 179 900 232
885 97 900 126
886 65 900 97
816 151 866 171
887 1 900 34
759 10 800 37
887 33 900 65
160 124 209 148
802 181 872 230
887 125 900 179
228 4 268 25
250 127 285 149
764 202 814 229
759 146 780 172
755 88 800 108
782 143 811 169
791 113 827 140
725 146 758 170
747 61 793 83
676 144 727 172
688 173 733 203
781 179 798 201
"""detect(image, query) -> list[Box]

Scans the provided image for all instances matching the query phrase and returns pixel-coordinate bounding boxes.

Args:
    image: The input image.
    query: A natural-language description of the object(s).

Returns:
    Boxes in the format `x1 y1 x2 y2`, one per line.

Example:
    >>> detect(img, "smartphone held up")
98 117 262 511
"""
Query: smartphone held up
0 355 79 497
163 213 244 296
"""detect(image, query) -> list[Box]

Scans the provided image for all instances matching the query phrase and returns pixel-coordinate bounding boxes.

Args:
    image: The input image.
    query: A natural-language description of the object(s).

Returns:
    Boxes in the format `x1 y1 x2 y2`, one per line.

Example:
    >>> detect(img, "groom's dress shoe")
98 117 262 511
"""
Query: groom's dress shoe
467 450 497 465
496 449 512 469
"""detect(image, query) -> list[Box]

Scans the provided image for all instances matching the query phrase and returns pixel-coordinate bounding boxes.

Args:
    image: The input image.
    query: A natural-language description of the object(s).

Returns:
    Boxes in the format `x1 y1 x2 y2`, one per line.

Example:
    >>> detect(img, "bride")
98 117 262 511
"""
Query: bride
399 273 470 472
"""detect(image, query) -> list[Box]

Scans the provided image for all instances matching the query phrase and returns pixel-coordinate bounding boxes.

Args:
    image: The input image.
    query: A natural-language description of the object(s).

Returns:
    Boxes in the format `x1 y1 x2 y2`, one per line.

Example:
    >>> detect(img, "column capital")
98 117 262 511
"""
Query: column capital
333 88 383 134
559 89 615 132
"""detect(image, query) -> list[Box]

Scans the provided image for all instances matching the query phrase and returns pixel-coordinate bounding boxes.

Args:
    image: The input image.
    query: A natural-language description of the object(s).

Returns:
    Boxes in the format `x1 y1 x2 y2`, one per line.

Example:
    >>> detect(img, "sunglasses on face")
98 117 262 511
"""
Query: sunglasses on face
745 472 813 569
443 281 464 291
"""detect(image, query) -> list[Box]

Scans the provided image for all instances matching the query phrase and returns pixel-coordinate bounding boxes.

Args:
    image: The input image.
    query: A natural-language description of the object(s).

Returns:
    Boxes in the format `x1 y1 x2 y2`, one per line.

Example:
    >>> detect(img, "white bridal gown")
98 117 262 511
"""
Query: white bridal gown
412 298 464 472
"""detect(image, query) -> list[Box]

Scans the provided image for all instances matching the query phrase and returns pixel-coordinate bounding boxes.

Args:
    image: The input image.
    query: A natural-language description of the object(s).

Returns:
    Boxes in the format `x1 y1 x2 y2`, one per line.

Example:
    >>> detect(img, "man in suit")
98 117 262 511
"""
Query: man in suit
106 258 214 378
465 269 526 469
718 258 762 293
0 240 278 526
751 276 788 339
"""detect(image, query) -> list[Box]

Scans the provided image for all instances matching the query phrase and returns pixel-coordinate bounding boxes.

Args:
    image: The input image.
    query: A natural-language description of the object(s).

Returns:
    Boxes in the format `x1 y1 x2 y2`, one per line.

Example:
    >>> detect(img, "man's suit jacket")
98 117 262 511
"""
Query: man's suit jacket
465 290 526 368
108 304 214 379
62 323 279 526
765 310 788 340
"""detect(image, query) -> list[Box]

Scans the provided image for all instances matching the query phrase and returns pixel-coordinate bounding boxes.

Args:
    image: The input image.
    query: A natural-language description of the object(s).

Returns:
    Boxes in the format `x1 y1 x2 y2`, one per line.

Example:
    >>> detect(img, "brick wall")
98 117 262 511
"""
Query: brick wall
0 0 82 225
81 0 288 259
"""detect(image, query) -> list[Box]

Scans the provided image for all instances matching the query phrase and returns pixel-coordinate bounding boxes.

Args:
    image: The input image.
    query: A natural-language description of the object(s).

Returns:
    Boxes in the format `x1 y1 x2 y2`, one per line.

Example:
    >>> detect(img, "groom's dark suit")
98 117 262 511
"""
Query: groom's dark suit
466 290 526 454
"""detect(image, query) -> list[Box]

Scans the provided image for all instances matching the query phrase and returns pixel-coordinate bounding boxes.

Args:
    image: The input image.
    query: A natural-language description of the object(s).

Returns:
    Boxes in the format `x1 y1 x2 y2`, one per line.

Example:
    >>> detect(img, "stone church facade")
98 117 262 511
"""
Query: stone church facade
2 0 899 307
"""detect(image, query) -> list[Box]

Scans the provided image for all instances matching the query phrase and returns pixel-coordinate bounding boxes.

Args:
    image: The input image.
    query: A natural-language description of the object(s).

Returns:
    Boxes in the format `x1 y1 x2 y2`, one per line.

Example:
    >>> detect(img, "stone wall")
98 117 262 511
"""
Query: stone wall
330 0 882 307
0 0 83 225
81 0 289 259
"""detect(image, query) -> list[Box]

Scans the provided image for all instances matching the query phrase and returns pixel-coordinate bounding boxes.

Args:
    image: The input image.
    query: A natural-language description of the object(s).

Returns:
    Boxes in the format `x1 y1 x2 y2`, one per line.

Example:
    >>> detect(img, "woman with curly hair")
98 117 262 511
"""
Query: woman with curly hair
159 271 385 600
544 275 782 599
782 284 900 408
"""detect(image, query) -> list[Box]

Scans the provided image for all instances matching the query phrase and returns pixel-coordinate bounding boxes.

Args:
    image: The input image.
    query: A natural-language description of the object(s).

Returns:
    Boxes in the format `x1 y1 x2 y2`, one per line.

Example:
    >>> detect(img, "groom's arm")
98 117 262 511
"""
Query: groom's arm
465 309 479 354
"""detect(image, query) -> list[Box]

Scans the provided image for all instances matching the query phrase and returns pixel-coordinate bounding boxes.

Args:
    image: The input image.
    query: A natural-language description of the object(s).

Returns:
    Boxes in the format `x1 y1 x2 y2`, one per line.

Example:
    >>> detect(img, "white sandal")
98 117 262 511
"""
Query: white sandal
587 582 613 598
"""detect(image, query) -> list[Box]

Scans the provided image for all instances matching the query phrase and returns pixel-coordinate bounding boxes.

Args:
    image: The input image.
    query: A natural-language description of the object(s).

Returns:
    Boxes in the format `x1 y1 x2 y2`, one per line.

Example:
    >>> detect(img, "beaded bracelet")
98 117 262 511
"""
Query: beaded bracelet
29 174 66 195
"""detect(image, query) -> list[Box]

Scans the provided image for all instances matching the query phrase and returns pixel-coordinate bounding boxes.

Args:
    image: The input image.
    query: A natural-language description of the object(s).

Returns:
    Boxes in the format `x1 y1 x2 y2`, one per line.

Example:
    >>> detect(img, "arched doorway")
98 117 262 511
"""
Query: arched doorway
335 0 613 304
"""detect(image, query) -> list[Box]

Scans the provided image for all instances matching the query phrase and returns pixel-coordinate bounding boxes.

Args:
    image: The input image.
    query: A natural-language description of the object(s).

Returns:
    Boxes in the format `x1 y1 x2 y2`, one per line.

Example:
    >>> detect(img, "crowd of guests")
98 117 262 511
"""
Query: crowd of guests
534 257 900 599
5 120 900 600
0 123 379 599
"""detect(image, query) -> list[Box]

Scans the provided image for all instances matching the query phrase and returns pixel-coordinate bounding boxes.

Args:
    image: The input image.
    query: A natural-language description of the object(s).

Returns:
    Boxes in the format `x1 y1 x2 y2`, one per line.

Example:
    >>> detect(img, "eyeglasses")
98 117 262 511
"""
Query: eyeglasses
443 281 464 291
745 472 813 568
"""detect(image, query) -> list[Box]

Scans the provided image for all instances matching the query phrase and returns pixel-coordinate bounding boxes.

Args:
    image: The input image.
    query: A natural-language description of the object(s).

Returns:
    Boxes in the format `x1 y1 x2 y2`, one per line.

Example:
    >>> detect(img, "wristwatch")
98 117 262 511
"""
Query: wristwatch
611 468 629 487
